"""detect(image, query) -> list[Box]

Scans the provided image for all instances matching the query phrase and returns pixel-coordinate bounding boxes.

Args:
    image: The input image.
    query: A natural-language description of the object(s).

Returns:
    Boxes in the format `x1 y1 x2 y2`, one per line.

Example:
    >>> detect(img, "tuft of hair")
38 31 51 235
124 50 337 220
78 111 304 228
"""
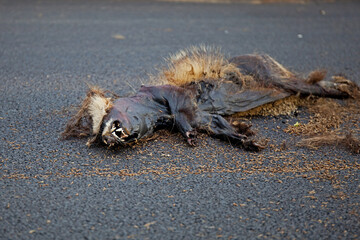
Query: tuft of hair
61 87 113 142
298 132 360 154
158 45 243 86
306 70 327 84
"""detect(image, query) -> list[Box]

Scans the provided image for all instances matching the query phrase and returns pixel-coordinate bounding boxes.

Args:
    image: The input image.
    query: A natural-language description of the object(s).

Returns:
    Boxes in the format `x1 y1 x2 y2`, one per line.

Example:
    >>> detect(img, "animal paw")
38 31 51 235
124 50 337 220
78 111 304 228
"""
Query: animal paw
332 76 360 98
186 130 197 147
242 139 266 151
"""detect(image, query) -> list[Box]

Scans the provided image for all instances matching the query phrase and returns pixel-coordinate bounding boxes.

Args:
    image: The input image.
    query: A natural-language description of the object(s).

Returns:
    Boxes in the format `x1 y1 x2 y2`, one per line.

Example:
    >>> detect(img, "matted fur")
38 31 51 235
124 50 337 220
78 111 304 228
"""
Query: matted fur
298 132 360 154
61 87 113 143
159 45 243 86
306 70 327 84
233 95 307 117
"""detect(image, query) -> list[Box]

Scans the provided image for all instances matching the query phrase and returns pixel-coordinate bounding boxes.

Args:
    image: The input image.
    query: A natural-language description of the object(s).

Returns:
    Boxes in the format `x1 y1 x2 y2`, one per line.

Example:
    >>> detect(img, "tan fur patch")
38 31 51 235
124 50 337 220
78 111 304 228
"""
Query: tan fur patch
88 95 113 135
157 45 243 86
62 87 113 141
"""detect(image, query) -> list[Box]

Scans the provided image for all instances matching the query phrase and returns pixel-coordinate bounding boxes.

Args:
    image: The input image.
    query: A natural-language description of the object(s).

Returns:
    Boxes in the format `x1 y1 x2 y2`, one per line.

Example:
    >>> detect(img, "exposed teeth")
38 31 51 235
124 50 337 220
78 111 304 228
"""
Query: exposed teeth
114 128 129 138
112 131 125 142
116 128 123 133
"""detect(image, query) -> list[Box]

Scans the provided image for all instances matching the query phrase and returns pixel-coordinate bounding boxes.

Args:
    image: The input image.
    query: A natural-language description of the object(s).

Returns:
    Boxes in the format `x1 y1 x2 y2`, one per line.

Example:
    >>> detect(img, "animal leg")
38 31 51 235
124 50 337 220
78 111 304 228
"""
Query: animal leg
198 113 264 151
141 85 199 146
174 111 197 146
230 54 358 98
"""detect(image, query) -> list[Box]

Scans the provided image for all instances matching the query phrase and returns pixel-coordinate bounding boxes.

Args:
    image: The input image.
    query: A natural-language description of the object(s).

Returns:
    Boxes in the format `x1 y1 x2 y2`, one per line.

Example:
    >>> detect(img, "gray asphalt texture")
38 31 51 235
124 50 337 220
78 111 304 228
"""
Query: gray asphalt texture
1 0 360 239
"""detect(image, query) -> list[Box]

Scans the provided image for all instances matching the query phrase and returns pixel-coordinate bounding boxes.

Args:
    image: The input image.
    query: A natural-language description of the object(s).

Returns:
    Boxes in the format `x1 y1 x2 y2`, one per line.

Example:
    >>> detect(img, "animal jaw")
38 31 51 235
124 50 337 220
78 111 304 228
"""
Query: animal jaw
101 118 130 146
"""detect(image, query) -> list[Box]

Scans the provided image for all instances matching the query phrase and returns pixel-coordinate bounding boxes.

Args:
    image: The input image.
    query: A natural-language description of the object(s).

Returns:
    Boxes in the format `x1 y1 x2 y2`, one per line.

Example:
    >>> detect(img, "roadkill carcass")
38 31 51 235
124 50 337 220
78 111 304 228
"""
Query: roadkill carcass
62 46 359 151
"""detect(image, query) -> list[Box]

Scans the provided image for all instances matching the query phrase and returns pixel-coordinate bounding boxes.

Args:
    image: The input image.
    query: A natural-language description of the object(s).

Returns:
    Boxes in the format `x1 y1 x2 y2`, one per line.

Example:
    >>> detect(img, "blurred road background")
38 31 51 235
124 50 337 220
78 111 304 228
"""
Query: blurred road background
1 0 359 239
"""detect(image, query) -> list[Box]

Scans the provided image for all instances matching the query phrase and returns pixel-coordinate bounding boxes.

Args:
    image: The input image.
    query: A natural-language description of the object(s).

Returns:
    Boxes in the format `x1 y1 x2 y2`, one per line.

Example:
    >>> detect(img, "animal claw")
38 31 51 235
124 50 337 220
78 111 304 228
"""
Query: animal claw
187 138 197 147
186 130 197 147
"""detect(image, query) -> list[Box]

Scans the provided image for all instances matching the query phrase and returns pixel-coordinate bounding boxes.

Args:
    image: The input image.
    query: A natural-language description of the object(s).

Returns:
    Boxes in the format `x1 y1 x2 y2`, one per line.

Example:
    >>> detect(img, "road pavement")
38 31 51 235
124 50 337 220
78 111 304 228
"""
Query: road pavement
0 0 359 239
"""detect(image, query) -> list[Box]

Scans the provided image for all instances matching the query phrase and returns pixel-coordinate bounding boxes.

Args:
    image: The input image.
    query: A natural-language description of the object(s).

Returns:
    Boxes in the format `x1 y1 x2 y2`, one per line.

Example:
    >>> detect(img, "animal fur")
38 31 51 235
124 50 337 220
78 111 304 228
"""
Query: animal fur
62 46 360 151
298 132 360 154
159 45 243 86
62 87 113 145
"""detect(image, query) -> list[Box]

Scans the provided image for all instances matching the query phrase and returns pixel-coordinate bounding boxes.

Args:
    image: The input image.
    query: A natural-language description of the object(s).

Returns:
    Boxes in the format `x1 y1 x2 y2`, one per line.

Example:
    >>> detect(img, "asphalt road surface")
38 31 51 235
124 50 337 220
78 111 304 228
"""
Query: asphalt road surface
1 0 359 239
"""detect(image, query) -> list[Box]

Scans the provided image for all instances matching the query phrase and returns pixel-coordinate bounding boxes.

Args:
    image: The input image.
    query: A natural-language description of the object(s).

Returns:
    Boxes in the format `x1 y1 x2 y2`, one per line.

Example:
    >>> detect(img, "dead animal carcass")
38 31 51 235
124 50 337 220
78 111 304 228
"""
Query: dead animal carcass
62 46 359 151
